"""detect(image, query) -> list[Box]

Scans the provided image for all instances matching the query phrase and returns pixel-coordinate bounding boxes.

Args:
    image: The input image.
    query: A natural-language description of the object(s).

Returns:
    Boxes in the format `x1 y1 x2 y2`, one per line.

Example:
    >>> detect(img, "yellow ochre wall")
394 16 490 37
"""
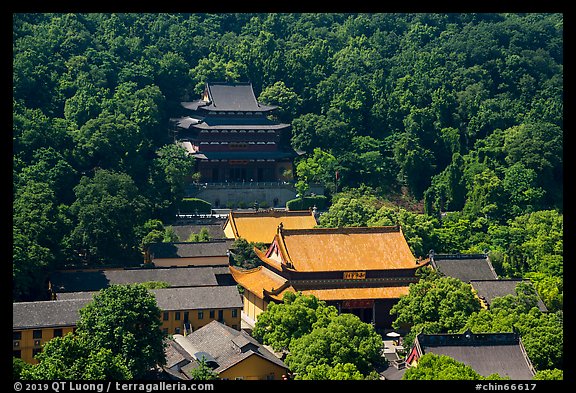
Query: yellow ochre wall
242 290 269 322
160 307 242 335
219 353 287 380
223 223 236 239
14 307 241 364
13 326 75 364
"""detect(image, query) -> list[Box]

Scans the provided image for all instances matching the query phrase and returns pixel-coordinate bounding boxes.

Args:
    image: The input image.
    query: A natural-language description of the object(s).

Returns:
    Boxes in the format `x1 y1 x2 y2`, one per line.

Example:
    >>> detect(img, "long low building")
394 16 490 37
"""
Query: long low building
405 330 536 380
13 299 92 364
146 240 234 267
13 286 243 364
230 225 428 328
48 266 232 296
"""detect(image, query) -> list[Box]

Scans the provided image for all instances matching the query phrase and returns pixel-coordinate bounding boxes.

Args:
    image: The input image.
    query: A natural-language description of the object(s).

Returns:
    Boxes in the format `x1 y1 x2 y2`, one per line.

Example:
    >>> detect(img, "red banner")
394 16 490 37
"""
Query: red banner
342 299 374 309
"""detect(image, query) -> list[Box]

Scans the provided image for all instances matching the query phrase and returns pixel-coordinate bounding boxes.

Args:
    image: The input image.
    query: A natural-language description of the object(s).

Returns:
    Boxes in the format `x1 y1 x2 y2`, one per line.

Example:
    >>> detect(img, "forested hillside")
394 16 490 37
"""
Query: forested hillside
13 13 563 303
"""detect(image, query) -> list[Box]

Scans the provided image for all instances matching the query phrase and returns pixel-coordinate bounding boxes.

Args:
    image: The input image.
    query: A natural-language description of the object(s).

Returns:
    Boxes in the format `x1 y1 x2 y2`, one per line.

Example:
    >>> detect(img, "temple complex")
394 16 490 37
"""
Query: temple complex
229 225 428 329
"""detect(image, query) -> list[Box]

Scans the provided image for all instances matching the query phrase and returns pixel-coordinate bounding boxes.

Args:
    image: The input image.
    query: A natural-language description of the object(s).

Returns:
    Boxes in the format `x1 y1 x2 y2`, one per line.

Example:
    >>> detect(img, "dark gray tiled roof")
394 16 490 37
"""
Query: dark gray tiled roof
205 82 277 112
470 279 548 312
50 267 220 293
13 299 91 329
56 291 97 300
431 254 498 282
151 286 243 311
149 240 233 259
417 331 535 380
171 223 226 242
174 320 288 374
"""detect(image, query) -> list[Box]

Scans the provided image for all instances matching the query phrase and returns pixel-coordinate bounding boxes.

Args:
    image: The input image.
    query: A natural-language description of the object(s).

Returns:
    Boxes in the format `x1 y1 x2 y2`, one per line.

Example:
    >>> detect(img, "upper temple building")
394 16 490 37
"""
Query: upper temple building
171 81 299 184
230 225 429 329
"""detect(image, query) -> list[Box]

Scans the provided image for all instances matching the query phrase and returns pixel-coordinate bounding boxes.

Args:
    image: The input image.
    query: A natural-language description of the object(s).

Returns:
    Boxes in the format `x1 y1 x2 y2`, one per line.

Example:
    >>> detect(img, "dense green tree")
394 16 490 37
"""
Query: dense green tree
299 362 366 380
295 148 338 194
76 284 166 378
285 313 383 379
13 357 30 380
487 210 563 277
146 143 196 220
258 80 303 123
390 276 482 347
533 369 563 380
68 169 150 264
523 272 563 312
228 238 266 269
186 227 210 242
464 291 563 371
252 292 338 352
20 334 132 380
318 189 381 228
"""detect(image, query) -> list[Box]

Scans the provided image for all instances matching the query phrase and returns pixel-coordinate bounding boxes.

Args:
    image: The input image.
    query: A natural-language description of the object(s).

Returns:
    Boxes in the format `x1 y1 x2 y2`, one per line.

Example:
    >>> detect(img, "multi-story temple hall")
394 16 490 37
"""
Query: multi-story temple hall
230 225 429 329
170 81 305 207
172 81 298 183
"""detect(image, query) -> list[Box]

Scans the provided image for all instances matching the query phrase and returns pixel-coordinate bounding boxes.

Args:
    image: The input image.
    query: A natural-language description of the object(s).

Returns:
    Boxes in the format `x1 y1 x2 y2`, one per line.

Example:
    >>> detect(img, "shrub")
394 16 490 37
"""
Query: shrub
179 198 211 214
286 195 328 211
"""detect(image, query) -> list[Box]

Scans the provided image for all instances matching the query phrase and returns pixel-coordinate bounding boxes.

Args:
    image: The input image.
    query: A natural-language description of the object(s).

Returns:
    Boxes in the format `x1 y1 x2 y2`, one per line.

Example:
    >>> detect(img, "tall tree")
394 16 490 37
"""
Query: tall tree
67 169 149 264
76 284 166 378
285 313 383 379
252 292 338 352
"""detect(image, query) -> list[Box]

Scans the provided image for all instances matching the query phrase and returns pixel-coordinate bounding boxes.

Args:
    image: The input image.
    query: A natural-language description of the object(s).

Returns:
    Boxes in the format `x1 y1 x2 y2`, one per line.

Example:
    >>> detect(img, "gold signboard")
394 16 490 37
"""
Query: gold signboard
343 271 366 280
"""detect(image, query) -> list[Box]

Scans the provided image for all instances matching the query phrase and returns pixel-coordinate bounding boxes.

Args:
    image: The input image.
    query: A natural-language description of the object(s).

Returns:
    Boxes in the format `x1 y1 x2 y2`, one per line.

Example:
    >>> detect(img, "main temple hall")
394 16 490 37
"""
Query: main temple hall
229 225 429 329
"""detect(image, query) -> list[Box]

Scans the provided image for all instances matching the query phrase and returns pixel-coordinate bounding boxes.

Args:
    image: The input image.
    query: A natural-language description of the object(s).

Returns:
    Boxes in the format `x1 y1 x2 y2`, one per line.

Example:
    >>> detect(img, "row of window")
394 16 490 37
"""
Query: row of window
13 348 41 359
162 309 238 322
13 328 64 341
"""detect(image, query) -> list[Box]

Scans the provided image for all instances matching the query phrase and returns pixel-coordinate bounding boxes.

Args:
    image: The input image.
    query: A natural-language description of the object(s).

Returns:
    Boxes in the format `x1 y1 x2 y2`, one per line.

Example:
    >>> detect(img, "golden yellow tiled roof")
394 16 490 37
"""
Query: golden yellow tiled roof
228 265 290 300
277 226 420 272
224 210 317 244
229 264 411 303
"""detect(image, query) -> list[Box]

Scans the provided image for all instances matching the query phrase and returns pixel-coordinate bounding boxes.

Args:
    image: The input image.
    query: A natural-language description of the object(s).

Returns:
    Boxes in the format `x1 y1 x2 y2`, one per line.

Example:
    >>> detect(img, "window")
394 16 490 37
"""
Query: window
13 350 21 358
32 348 42 358
34 340 42 347
209 310 215 319
53 328 63 337
33 330 42 339
235 377 244 380
175 312 181 321
13 332 21 340
218 310 224 321
163 328 168 335
198 311 204 320
175 328 181 334
232 309 238 318
266 374 275 380
184 312 189 323
163 312 169 321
